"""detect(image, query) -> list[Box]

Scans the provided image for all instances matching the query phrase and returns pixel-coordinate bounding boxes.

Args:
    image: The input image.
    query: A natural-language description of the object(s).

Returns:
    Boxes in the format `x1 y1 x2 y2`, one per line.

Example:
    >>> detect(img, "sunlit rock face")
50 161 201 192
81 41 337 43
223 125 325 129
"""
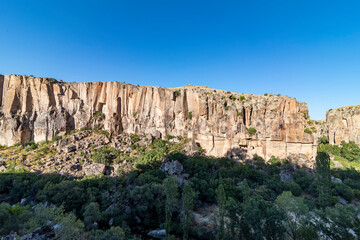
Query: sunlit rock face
327 105 360 145
0 74 324 161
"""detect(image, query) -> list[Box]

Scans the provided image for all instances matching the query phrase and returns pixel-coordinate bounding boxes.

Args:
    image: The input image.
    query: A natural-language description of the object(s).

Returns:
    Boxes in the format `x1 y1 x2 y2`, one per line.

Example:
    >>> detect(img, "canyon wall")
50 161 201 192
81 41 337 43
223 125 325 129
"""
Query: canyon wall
9 74 360 163
327 105 360 145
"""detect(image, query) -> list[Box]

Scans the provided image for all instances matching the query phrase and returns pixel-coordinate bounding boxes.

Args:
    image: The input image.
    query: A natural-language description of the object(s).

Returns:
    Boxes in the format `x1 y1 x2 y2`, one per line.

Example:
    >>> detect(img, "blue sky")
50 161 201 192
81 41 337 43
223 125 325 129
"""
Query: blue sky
1 0 359 119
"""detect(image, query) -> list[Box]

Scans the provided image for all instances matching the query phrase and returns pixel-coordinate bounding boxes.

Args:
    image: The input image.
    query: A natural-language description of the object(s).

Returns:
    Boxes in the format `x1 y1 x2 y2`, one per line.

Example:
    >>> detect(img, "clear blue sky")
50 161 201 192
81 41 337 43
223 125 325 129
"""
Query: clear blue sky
1 1 359 119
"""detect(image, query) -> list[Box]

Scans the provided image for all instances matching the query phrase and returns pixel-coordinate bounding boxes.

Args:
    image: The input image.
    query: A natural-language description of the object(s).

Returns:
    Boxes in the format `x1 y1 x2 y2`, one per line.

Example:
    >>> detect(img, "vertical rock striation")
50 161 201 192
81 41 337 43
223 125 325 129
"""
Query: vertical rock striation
0 74 323 161
327 105 360 145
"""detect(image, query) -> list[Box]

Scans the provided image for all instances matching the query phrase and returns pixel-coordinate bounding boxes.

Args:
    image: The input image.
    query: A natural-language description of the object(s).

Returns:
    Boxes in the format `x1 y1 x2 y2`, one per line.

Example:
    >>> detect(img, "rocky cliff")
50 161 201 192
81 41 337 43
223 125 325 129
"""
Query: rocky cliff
327 105 360 145
0 74 320 162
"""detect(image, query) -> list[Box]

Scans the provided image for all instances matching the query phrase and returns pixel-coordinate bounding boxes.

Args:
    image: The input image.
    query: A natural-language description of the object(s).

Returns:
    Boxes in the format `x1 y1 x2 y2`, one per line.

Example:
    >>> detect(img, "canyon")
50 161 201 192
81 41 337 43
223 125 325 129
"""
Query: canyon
0 74 358 165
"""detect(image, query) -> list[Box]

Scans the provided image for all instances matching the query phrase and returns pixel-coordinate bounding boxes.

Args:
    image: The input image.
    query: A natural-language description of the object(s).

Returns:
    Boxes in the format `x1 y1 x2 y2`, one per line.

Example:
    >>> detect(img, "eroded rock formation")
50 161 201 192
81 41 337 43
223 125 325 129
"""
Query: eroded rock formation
327 105 360 145
4 74 358 162
0 74 320 162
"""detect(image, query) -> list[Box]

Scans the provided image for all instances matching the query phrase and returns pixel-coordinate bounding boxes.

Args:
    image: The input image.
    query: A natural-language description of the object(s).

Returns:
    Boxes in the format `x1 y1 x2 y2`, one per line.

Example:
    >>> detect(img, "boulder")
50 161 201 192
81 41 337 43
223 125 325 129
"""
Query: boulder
21 225 55 240
83 163 106 175
338 196 348 205
160 157 183 176
148 229 166 239
1 233 19 240
331 176 342 183
279 170 294 183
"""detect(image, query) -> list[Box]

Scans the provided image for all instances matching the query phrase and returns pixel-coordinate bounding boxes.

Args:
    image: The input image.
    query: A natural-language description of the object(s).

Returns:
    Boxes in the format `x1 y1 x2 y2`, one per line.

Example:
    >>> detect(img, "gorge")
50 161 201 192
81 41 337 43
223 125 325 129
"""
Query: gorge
0 74 358 165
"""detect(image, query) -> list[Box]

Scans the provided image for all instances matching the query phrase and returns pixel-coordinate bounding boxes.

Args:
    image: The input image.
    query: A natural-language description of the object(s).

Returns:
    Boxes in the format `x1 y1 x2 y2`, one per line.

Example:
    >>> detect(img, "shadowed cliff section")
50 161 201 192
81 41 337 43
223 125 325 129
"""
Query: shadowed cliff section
0 74 321 161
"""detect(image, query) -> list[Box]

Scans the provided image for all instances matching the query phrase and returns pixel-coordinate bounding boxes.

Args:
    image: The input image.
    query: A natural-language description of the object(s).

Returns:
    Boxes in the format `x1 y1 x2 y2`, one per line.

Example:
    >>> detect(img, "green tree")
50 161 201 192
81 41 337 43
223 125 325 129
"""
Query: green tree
276 191 317 240
164 177 179 239
89 226 126 240
84 202 101 230
225 197 241 239
182 184 195 240
242 179 251 203
216 184 226 240
315 204 360 240
240 197 285 240
316 145 332 208
54 212 85 240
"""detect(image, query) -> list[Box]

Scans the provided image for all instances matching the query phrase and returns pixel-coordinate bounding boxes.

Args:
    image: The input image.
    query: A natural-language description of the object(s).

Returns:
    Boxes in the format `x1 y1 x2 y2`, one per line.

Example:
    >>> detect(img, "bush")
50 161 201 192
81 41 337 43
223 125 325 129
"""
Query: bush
240 96 245 101
268 156 282 166
333 183 354 202
340 141 360 162
318 136 329 144
247 127 257 136
294 170 314 191
304 128 312 134
93 111 105 119
130 134 140 143
48 78 59 83
52 136 62 142
23 141 38 150
224 106 229 111
92 147 113 165
174 90 181 98
39 147 50 154
285 182 302 197
187 112 192 120
229 95 236 101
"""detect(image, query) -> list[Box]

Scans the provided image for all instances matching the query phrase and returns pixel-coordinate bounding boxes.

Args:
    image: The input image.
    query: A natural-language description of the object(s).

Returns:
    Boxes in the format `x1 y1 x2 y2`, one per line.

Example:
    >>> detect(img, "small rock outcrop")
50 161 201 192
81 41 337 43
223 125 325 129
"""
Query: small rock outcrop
160 157 184 176
83 163 106 175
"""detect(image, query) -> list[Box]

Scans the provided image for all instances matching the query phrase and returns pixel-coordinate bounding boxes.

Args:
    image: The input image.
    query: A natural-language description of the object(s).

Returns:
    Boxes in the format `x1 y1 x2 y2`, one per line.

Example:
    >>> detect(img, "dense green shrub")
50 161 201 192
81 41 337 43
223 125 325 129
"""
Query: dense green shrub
268 156 282 166
174 90 181 98
247 127 257 136
285 182 302 197
93 111 105 119
187 111 192 120
332 183 354 202
318 136 329 144
52 135 62 142
130 134 140 143
48 78 59 83
304 128 312 134
340 141 360 162
92 147 113 165
294 170 314 191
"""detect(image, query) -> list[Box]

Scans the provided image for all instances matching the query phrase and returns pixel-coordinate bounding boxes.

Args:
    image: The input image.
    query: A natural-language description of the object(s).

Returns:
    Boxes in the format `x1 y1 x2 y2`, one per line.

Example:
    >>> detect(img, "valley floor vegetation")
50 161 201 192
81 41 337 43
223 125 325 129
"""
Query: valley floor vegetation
0 134 360 239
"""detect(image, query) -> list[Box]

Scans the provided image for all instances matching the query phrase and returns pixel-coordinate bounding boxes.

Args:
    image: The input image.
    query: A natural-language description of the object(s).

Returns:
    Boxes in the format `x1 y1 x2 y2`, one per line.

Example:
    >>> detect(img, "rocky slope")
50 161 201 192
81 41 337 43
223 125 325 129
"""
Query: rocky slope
0 74 357 163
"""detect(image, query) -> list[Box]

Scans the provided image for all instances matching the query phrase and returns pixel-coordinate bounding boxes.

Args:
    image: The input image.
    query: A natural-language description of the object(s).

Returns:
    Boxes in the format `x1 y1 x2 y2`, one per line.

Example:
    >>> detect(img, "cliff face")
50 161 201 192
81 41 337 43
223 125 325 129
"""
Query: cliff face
0 74 319 161
327 105 360 145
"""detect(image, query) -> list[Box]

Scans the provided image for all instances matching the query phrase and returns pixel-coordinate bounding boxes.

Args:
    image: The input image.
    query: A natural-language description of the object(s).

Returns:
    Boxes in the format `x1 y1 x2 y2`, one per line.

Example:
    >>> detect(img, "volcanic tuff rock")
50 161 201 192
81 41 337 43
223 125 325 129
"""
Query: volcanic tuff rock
326 105 360 145
0 74 357 162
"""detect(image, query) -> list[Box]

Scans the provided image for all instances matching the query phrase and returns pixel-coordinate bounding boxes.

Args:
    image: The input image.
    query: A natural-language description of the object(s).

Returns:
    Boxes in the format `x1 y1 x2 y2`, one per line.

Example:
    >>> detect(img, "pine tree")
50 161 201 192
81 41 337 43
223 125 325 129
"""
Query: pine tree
216 184 226 240
182 184 195 240
164 177 179 239
316 145 332 208
242 179 251 203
